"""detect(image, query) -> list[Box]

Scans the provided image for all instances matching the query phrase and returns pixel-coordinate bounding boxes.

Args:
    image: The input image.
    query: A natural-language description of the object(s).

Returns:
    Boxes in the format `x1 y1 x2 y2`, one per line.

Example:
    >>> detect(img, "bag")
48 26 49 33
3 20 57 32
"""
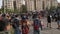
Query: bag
34 26 39 30
23 26 29 34
34 19 39 30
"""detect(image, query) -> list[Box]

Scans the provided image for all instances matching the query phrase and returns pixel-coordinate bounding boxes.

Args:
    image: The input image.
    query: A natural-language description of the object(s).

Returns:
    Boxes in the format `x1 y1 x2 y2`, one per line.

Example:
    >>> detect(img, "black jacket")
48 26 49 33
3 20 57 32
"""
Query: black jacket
12 18 19 29
47 16 51 23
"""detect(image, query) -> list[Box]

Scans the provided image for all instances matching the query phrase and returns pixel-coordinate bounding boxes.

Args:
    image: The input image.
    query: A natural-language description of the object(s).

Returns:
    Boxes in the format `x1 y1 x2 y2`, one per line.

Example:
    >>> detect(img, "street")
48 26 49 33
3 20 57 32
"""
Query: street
28 18 60 34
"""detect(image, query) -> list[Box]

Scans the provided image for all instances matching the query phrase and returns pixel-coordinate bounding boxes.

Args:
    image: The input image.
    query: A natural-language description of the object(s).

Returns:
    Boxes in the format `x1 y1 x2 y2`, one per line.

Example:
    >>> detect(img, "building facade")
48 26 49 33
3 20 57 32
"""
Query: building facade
25 0 58 11
3 0 14 10
36 0 43 11
3 0 24 12
3 0 58 12
25 0 35 11
16 0 23 10
58 3 60 7
46 0 58 9
52 0 58 7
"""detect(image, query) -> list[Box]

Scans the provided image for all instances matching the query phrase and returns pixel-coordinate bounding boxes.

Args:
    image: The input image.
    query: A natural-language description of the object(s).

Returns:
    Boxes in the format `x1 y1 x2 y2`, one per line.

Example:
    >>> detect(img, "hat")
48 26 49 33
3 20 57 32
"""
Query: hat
21 16 26 20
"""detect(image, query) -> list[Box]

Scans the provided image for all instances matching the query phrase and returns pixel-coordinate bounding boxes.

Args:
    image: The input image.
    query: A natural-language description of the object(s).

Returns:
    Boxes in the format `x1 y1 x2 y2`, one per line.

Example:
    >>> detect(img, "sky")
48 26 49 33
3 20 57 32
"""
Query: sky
0 0 60 8
0 0 2 8
58 0 60 3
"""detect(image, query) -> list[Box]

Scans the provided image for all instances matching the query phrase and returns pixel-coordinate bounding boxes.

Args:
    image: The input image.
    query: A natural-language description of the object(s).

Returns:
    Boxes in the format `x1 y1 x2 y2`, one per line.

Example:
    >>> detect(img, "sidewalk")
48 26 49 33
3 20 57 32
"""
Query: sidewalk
40 18 60 34
29 18 60 34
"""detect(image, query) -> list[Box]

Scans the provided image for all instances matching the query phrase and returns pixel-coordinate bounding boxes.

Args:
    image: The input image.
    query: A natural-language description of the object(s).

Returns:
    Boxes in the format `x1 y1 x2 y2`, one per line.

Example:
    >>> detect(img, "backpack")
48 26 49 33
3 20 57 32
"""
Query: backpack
34 19 40 30
22 26 29 34
12 18 19 29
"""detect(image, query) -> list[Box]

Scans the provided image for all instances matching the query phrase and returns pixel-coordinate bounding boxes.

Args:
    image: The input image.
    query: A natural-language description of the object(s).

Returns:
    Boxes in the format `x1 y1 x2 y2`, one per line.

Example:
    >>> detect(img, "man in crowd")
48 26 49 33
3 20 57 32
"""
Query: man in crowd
57 13 60 29
0 14 11 34
33 13 41 34
47 15 51 28
11 14 20 34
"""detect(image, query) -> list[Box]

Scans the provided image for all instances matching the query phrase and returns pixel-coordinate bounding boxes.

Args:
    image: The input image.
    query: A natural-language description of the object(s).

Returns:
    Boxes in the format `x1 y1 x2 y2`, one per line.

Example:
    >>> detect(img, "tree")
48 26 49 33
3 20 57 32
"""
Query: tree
0 9 2 13
6 9 14 13
14 8 20 13
34 0 36 10
20 5 27 13
1 7 4 13
46 6 57 15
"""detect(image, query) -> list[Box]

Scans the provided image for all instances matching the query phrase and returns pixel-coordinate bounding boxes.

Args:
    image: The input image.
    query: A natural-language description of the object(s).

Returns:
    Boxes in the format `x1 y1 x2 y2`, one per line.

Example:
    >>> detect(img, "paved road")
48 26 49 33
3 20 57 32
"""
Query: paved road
28 18 60 34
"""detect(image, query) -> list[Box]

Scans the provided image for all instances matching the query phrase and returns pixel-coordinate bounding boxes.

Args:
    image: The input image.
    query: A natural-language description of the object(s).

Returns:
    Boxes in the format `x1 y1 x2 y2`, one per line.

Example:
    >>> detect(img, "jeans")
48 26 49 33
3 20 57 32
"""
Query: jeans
57 20 60 28
47 23 51 28
40 25 42 30
34 29 40 34
14 27 21 34
57 20 60 25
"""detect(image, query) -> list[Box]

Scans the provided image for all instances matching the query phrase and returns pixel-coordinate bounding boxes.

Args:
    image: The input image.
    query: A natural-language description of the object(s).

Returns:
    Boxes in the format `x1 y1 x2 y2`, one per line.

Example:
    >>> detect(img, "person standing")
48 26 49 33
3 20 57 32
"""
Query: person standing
47 15 51 28
38 14 42 30
57 13 60 29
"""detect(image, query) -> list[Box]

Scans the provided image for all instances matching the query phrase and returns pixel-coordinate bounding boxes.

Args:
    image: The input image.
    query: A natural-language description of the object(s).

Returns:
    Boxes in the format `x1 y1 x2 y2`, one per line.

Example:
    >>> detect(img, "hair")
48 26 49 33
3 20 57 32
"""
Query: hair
15 15 19 17
0 20 9 31
2 14 6 17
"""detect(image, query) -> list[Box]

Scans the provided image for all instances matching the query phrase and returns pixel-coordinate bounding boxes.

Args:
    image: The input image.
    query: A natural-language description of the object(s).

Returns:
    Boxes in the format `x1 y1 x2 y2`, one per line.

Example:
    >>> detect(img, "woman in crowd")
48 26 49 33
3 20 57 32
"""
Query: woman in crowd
20 15 29 34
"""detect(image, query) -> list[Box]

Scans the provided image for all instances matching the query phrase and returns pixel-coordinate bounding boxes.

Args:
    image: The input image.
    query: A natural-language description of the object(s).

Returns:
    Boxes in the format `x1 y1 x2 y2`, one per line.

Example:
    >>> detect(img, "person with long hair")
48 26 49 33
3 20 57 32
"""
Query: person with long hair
20 15 29 34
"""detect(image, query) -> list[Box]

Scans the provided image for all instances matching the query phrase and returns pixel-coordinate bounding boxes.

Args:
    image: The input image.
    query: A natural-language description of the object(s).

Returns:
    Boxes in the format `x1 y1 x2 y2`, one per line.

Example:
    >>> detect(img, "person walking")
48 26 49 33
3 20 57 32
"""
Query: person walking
38 15 43 30
47 15 51 28
33 16 41 34
20 15 29 34
12 15 21 34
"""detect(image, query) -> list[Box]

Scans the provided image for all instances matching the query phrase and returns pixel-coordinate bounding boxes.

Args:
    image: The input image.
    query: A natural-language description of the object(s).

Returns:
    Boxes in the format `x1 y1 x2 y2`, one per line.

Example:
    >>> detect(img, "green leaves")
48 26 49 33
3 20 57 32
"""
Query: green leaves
20 5 27 13
46 6 57 15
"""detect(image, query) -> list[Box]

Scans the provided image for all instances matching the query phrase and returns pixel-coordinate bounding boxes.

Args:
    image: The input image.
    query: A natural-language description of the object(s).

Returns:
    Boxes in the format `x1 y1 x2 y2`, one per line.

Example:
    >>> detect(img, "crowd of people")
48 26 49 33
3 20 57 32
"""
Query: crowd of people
0 13 41 34
0 12 60 34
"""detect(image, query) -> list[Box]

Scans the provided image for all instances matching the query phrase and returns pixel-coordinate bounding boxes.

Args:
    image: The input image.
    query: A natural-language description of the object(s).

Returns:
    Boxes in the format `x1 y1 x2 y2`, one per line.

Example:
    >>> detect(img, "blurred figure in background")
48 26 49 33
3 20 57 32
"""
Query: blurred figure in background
38 13 43 30
0 15 11 33
33 14 41 34
11 15 20 34
47 15 51 28
20 15 29 34
57 13 60 29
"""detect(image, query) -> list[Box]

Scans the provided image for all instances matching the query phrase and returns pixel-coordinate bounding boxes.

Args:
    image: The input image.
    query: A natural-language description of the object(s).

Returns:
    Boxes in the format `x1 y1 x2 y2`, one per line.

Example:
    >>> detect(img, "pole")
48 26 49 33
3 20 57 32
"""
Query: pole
4 0 5 13
34 0 36 10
